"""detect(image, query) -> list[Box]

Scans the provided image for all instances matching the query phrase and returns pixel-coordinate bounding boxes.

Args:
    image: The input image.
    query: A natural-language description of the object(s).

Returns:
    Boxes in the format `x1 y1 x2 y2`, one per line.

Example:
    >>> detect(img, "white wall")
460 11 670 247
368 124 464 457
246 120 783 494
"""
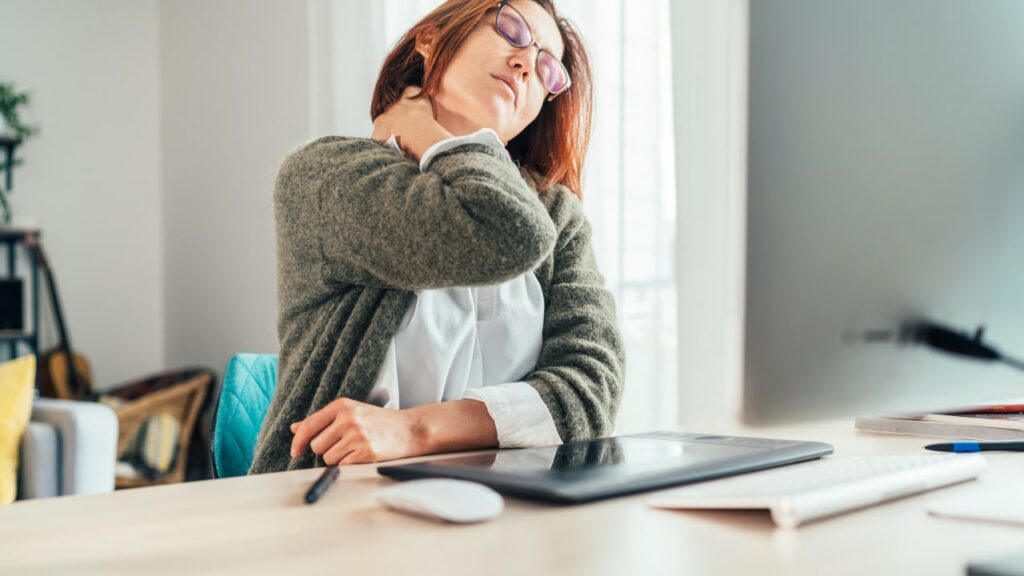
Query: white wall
0 0 360 392
313 0 389 138
671 0 748 424
160 0 312 376
0 0 164 391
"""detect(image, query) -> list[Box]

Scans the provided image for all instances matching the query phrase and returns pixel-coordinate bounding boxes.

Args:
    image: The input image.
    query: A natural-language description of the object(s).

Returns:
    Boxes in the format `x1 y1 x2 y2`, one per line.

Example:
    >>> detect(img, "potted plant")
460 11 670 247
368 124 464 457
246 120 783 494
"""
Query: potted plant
0 81 38 141
0 81 40 225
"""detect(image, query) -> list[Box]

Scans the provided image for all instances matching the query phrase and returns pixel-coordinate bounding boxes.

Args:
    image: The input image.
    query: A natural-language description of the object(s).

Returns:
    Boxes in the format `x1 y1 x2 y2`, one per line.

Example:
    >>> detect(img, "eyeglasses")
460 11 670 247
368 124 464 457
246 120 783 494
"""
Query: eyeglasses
493 1 572 101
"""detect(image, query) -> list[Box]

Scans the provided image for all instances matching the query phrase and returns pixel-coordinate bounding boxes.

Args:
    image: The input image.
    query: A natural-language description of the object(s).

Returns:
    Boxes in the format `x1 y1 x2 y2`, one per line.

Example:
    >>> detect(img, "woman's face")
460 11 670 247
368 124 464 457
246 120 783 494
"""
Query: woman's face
422 0 565 145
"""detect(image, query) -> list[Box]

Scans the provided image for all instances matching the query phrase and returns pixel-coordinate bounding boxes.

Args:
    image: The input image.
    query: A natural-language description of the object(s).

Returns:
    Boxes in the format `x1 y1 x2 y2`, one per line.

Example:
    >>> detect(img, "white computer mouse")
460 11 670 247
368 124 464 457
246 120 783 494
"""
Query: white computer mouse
375 478 505 524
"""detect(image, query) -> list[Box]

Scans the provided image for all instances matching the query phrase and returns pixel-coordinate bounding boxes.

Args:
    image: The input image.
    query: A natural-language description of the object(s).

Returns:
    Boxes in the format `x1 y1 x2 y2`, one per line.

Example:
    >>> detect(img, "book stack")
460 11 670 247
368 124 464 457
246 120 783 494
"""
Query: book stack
856 403 1024 440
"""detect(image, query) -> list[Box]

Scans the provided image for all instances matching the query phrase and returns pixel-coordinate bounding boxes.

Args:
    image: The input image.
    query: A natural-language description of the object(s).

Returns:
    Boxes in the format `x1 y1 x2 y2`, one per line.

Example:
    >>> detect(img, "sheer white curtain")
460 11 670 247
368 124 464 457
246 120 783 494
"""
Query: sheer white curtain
373 0 679 434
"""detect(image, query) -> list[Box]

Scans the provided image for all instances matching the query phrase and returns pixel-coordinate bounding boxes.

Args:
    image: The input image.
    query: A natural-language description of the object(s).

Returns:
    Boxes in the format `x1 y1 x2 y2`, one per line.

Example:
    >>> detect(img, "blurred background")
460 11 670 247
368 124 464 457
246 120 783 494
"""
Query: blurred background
0 0 748 441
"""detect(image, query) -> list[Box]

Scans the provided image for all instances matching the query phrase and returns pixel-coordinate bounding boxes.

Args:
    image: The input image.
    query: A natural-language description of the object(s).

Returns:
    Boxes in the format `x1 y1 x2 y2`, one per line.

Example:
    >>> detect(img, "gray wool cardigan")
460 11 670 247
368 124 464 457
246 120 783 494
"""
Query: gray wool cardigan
249 135 626 475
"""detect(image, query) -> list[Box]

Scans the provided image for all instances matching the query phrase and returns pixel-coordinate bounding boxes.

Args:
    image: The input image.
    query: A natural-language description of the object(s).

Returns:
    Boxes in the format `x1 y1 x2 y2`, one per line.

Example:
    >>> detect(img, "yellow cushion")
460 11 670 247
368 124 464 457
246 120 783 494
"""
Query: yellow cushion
0 354 36 505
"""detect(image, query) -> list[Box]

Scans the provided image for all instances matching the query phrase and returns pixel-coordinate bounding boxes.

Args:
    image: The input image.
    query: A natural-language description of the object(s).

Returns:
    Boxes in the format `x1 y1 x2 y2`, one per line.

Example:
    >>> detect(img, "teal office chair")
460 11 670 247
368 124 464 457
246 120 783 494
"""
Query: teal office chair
211 354 278 478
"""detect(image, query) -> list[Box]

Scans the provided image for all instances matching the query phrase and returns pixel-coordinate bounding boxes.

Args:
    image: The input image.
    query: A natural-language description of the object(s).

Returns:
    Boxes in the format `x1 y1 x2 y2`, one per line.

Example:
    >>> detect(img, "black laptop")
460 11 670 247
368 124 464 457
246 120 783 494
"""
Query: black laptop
377 431 833 503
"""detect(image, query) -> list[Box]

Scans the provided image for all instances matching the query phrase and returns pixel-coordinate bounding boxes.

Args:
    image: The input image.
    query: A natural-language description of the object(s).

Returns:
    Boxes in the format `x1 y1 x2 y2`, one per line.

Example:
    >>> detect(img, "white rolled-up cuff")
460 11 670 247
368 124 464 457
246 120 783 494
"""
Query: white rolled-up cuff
463 382 563 448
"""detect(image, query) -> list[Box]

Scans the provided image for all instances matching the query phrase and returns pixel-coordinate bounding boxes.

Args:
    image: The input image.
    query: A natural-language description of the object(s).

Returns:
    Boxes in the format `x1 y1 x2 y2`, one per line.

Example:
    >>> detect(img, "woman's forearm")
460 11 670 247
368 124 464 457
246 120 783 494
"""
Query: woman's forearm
405 399 499 455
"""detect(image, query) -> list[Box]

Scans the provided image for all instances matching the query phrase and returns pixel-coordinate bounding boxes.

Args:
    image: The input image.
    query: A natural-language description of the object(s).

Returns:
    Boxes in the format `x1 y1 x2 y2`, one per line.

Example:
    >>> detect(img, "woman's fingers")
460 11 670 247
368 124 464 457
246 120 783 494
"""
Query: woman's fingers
339 449 372 466
290 407 338 458
289 398 412 465
309 421 347 456
323 440 358 466
370 120 392 143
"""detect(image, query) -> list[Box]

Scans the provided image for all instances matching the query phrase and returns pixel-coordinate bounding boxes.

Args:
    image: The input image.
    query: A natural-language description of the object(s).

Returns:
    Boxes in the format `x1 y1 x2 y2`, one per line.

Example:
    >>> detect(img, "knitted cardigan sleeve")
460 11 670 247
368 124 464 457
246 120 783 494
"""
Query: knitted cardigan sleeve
525 187 627 442
274 136 558 291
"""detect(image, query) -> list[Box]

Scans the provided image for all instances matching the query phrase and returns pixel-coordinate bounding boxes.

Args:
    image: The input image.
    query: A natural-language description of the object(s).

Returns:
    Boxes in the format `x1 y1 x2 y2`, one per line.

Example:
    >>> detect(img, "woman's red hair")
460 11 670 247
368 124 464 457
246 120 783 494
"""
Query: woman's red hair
370 0 593 201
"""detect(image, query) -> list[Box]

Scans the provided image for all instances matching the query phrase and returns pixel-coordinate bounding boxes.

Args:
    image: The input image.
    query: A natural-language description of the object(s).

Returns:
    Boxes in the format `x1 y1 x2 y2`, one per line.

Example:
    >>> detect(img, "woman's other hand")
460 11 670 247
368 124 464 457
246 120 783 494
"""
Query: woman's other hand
371 85 453 163
289 397 500 465
289 398 425 465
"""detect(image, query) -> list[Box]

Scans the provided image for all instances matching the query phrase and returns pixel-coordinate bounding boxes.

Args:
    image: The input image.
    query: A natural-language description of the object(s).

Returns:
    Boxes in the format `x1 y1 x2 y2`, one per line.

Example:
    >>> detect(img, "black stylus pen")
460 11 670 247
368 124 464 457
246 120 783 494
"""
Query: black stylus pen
305 464 340 504
925 440 1024 453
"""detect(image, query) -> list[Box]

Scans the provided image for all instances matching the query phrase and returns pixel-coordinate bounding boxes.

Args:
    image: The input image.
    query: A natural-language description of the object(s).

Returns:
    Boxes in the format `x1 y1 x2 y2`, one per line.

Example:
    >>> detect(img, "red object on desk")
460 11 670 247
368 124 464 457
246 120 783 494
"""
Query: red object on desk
947 404 1024 415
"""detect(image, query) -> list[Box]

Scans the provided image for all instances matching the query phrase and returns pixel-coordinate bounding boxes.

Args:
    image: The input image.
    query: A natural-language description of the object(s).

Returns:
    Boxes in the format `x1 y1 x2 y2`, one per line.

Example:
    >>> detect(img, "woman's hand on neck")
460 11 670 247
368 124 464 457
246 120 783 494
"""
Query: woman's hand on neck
371 86 455 163
371 86 507 163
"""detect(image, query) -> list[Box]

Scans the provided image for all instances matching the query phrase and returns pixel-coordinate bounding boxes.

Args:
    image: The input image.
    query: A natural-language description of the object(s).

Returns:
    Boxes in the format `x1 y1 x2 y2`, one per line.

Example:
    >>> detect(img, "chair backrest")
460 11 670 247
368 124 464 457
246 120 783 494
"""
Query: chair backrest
211 354 278 478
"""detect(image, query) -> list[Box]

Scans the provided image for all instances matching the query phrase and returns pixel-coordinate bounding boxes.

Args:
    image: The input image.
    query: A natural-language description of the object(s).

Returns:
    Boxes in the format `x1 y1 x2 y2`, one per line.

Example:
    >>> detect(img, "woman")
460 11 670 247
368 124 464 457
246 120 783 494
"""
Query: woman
249 0 625 474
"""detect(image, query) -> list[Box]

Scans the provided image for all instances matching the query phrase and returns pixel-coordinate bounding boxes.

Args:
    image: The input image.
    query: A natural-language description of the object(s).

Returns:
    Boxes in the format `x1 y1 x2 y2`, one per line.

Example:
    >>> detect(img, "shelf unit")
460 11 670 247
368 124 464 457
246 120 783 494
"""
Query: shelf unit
0 136 40 364
0 135 19 191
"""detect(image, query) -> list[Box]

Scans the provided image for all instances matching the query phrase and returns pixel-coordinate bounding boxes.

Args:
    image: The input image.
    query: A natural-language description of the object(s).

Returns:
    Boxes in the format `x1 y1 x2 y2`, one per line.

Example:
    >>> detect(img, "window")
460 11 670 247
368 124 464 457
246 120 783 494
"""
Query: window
379 0 679 433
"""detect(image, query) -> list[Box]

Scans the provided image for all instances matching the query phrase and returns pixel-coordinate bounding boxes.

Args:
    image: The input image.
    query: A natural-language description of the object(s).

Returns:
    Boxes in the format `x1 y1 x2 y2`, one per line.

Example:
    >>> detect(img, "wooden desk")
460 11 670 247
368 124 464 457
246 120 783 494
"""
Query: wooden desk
2 419 1022 575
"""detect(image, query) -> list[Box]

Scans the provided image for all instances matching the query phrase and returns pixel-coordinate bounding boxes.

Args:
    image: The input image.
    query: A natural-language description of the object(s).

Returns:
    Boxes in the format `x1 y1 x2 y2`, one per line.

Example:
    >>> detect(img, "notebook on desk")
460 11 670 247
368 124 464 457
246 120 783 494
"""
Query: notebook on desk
855 411 1024 441
377 431 833 504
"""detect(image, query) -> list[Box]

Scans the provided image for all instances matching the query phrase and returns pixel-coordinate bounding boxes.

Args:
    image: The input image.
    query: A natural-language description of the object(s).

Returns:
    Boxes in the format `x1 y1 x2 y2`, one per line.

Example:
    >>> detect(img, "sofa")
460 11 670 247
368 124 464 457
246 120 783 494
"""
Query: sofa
17 398 118 500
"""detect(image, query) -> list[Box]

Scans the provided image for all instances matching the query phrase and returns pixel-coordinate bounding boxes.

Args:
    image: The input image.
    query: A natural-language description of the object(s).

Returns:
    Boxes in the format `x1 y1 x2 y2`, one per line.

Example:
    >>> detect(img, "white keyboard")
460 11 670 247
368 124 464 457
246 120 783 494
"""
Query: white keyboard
648 454 986 528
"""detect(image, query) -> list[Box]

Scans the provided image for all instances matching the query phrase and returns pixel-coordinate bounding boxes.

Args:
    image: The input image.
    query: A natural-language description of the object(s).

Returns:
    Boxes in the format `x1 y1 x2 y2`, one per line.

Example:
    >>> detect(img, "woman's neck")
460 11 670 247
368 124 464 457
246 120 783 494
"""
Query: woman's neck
433 102 504 144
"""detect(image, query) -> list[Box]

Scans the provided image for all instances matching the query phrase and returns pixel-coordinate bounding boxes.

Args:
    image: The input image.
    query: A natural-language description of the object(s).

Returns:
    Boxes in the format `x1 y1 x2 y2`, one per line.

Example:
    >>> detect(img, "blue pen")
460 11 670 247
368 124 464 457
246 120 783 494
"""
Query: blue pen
925 440 1024 453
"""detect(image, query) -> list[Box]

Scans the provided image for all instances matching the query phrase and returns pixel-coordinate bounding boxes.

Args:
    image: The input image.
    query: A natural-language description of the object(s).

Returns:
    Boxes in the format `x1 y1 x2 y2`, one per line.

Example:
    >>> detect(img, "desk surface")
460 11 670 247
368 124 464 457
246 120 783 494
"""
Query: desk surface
2 418 1021 575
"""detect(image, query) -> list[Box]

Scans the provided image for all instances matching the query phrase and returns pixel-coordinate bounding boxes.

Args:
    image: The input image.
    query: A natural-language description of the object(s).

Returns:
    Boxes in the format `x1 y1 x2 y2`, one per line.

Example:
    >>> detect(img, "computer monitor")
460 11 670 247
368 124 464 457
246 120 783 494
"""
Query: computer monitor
742 0 1024 424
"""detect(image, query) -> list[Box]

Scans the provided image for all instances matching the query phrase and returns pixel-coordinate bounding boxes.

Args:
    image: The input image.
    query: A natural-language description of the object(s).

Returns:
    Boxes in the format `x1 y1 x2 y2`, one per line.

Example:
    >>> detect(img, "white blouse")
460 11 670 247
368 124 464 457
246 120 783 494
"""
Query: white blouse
364 127 563 448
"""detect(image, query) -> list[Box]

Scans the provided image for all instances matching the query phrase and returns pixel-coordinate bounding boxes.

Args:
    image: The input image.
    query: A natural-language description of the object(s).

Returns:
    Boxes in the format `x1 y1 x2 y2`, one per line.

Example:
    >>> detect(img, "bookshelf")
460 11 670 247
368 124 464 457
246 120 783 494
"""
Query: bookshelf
0 135 41 368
